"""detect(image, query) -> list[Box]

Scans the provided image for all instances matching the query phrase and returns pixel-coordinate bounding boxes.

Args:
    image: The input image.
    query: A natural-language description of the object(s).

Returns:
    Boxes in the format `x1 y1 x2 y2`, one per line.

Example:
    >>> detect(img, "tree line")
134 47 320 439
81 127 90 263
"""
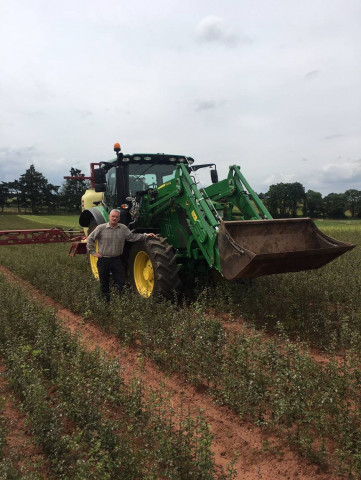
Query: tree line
261 182 361 219
1 166 360 218
0 165 89 214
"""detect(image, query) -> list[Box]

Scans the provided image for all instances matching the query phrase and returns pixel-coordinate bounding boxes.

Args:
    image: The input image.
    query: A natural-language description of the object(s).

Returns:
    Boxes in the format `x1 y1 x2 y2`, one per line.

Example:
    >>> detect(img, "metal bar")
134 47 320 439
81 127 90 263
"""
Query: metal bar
68 241 87 256
231 165 273 219
0 228 83 246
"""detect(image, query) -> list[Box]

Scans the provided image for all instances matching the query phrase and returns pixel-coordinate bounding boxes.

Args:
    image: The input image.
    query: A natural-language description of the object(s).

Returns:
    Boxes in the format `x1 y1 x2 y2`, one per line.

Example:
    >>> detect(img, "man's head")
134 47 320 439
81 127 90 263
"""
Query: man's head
108 209 120 227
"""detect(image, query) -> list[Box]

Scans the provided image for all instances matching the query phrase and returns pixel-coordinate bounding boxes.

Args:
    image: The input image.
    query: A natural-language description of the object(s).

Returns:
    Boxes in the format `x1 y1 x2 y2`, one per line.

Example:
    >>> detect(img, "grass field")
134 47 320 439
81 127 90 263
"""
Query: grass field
1 214 361 477
0 214 80 230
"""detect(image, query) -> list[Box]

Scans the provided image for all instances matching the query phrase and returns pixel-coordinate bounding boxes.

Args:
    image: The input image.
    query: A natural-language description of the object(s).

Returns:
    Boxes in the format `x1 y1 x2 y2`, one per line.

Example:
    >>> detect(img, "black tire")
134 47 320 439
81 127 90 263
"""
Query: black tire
128 236 180 299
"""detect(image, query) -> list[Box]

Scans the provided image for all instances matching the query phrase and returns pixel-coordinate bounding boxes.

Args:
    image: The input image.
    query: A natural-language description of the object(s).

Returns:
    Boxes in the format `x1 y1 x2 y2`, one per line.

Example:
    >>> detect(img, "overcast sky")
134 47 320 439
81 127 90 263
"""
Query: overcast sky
0 0 360 195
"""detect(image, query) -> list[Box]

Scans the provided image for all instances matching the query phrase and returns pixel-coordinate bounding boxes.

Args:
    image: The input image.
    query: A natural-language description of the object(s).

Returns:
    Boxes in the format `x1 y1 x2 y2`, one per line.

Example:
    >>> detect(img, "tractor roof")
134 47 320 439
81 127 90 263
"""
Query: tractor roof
103 153 195 168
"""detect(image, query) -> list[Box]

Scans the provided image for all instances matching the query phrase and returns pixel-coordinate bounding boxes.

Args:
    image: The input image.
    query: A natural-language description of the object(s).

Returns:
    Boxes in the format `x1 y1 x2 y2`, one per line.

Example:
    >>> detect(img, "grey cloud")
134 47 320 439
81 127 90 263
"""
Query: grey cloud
324 134 344 140
76 109 93 118
0 145 43 182
195 15 239 46
307 159 361 190
304 70 319 80
194 100 217 112
194 99 226 112
0 145 38 159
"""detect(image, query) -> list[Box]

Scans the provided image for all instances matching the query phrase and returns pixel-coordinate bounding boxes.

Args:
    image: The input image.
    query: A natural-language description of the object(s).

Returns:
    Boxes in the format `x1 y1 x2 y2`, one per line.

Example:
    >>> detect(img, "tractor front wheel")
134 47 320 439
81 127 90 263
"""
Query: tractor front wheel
129 236 180 299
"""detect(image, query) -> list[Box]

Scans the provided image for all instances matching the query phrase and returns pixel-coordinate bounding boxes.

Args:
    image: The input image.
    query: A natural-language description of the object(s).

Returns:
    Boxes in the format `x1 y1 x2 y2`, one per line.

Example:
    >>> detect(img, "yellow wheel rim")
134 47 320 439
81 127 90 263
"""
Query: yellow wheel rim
89 240 99 280
133 251 154 297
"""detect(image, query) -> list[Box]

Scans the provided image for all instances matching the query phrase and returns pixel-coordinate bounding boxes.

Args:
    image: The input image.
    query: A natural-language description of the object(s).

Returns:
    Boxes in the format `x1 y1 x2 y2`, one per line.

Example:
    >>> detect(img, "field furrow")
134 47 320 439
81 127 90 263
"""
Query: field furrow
0 361 49 479
0 270 222 479
0 216 360 478
0 265 345 480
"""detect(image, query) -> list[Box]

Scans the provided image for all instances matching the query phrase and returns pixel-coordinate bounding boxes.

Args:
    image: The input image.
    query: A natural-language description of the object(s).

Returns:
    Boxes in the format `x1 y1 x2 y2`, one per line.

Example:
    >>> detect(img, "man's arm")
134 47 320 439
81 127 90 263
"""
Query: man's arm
123 226 157 242
87 225 101 256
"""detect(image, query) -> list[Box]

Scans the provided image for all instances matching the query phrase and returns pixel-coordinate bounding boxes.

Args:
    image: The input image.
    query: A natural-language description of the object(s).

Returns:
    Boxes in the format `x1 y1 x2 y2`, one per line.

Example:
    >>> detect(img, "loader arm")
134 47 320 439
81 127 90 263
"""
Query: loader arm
137 163 354 280
202 165 272 220
137 163 221 269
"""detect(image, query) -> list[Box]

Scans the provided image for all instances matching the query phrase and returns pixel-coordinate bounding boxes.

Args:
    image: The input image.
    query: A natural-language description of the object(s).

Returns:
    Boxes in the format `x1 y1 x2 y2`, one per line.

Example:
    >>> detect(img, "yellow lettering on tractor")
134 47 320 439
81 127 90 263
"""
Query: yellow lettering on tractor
158 181 172 190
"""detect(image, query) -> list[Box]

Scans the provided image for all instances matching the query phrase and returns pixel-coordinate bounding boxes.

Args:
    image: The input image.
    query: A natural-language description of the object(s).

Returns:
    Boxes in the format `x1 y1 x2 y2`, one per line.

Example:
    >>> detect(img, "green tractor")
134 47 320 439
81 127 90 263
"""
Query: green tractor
79 143 354 298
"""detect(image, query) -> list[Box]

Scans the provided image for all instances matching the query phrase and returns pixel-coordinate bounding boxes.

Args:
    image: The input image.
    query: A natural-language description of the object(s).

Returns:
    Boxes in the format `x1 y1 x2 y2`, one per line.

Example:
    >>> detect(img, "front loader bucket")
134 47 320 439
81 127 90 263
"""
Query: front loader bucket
218 218 355 280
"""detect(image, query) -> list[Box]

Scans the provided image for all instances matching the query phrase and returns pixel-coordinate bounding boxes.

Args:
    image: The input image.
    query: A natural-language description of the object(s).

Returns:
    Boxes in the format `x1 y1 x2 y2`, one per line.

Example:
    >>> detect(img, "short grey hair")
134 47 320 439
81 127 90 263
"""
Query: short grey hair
109 209 120 216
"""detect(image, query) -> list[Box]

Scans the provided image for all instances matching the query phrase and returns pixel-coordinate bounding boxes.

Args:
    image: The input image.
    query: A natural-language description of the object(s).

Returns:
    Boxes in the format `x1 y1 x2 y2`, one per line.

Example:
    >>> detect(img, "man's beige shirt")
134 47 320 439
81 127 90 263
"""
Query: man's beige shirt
87 223 145 257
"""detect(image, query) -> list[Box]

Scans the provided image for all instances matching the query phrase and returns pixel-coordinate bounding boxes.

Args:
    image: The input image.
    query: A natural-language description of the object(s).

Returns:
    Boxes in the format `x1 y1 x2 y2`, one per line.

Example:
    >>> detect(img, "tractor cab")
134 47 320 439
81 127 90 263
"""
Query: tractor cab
87 144 195 226
95 153 193 198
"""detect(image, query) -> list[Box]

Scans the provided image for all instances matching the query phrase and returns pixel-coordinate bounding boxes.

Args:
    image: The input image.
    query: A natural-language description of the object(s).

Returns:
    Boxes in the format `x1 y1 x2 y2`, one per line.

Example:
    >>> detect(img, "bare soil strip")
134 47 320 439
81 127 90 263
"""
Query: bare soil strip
0 362 48 478
220 315 345 367
0 266 344 479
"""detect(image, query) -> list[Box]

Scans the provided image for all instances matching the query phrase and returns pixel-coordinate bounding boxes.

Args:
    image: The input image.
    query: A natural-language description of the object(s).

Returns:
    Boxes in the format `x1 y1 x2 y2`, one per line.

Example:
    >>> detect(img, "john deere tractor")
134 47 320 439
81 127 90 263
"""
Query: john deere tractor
79 143 354 298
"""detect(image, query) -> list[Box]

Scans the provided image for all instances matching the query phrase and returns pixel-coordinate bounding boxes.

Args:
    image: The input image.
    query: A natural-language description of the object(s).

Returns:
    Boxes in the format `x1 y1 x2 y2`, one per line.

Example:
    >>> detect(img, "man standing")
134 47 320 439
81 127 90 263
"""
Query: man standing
87 209 156 301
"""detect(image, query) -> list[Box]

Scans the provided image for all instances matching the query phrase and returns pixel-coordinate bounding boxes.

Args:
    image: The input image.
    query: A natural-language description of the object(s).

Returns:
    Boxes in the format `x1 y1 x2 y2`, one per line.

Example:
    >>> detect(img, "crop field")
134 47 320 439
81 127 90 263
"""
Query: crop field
0 215 361 478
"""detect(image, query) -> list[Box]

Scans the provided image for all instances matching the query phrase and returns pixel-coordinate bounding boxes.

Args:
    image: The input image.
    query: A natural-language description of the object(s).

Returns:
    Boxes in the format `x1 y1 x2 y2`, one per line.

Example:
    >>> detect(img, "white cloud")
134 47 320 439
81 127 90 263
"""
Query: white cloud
195 15 240 46
319 160 361 183
262 173 296 186
0 0 360 196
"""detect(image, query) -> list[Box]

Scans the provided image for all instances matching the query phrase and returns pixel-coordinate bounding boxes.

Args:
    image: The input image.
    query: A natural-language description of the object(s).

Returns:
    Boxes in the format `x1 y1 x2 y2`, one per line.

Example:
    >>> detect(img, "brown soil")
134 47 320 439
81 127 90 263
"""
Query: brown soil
0 362 48 477
0 266 345 479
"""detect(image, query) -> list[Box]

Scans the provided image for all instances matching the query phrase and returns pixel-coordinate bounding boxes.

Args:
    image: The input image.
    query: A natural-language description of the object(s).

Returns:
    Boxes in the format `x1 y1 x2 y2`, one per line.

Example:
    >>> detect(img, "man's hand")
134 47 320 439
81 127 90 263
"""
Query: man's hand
146 233 157 238
93 252 103 258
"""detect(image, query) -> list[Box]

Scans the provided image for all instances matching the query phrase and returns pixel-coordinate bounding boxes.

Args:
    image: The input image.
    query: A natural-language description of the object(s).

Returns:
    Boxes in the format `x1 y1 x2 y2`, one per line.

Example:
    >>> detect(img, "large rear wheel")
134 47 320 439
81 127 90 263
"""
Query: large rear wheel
129 236 180 298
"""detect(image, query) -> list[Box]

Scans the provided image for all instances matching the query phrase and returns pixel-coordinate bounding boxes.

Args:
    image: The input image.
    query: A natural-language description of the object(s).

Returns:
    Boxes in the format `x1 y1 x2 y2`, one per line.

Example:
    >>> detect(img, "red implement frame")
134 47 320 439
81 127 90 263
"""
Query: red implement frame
0 228 87 256
63 162 100 188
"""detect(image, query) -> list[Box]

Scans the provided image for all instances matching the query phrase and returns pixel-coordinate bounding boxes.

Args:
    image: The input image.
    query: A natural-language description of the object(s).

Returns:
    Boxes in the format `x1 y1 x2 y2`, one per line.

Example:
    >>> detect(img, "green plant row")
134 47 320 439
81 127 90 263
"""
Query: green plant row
0 400 22 480
0 230 361 476
201 227 361 353
0 218 360 353
0 274 225 479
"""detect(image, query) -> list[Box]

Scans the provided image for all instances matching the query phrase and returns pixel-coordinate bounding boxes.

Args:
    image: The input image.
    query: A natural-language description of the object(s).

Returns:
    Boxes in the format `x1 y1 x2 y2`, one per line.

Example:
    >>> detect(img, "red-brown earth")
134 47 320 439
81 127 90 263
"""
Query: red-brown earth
0 266 346 479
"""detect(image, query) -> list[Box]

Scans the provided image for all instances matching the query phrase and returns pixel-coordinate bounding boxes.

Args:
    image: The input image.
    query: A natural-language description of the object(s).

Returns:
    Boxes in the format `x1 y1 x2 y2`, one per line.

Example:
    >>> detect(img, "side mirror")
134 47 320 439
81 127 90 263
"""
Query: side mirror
210 169 218 184
94 168 107 192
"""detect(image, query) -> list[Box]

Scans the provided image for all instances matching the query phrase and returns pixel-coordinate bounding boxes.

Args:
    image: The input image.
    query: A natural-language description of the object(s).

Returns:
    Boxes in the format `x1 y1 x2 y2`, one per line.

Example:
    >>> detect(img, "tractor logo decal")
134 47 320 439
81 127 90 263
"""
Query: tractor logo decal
158 181 172 190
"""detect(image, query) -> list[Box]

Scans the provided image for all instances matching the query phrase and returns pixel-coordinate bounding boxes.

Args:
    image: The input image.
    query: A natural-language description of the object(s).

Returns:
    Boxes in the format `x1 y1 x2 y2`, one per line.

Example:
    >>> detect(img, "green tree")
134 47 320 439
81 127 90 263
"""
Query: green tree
6 180 21 212
18 165 58 213
264 182 306 218
344 189 361 218
0 182 9 212
60 167 90 212
323 193 347 219
288 182 306 216
305 190 324 218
